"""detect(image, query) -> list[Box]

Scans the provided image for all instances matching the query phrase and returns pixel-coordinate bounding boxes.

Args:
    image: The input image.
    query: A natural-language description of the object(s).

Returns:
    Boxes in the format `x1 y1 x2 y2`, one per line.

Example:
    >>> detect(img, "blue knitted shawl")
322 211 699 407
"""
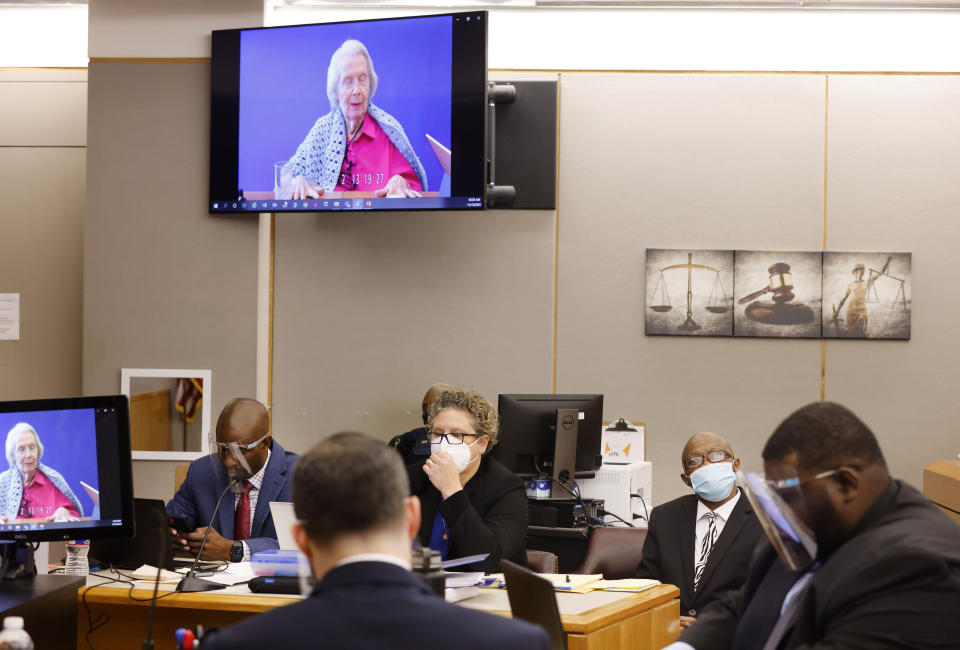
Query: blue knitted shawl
0 464 83 519
283 103 427 192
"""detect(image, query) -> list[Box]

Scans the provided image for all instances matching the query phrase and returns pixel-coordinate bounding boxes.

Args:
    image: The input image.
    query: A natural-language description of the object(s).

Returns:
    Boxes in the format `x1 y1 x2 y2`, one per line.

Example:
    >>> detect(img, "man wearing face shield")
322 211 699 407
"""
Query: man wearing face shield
167 398 299 563
636 433 764 630
673 402 960 650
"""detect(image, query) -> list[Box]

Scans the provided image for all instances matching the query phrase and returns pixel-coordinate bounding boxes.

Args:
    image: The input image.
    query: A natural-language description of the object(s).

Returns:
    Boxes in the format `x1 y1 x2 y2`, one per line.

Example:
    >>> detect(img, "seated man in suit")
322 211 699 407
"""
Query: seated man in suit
673 402 960 650
201 432 550 650
167 398 298 562
388 382 454 466
636 432 763 630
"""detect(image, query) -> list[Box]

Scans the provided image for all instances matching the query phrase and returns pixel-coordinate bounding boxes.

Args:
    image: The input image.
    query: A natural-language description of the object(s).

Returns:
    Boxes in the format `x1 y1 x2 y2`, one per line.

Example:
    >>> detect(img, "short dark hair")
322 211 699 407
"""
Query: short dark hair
292 432 409 544
763 402 886 472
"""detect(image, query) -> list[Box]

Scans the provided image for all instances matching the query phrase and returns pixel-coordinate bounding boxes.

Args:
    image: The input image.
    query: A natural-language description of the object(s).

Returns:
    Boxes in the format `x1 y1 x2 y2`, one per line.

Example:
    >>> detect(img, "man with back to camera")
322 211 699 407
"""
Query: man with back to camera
636 432 764 630
167 398 298 563
200 432 551 650
671 402 960 650
388 382 454 466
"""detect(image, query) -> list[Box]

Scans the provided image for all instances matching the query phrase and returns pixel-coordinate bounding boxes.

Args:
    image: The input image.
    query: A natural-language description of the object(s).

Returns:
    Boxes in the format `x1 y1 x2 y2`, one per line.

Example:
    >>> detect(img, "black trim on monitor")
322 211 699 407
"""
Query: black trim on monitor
0 395 134 543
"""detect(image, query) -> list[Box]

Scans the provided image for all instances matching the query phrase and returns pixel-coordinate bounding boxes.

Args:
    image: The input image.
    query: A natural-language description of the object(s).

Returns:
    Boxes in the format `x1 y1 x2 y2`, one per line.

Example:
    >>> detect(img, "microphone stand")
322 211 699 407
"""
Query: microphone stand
176 476 241 593
143 509 169 649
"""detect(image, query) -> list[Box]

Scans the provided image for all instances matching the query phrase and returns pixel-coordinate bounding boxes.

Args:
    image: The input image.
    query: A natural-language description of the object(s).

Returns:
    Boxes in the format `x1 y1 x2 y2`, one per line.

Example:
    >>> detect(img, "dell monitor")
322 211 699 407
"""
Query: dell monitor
494 394 604 482
0 395 134 577
210 11 487 213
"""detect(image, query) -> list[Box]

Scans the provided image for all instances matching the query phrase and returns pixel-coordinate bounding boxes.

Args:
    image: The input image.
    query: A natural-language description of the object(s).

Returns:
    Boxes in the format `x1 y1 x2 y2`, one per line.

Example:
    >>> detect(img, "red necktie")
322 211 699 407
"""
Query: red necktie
233 480 253 541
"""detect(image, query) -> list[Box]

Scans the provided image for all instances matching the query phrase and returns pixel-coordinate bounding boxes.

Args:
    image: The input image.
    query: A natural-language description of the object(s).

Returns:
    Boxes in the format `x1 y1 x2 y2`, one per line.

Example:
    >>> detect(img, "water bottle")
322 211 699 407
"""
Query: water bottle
65 540 90 576
0 616 34 650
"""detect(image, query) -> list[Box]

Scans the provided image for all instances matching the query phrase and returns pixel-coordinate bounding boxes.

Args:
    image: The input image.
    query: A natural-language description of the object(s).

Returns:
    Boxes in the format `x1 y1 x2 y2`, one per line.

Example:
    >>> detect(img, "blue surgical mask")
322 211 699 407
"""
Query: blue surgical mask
689 461 736 503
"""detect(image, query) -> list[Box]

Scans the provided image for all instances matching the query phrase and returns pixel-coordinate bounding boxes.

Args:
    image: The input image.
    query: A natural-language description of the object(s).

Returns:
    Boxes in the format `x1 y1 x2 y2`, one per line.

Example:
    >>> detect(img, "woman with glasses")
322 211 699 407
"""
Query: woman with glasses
408 388 528 573
283 39 427 200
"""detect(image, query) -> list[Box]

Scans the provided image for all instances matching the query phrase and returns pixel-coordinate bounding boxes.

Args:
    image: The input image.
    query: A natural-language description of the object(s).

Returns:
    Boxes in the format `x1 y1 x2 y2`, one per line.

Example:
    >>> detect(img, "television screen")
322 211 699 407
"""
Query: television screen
0 395 134 542
210 11 487 213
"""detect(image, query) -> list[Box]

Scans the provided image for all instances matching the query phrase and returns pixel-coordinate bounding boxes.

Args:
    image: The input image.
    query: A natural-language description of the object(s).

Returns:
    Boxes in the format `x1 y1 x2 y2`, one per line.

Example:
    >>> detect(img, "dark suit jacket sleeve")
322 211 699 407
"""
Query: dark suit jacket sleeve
790 548 960 649
676 585 743 650
166 460 200 530
438 461 528 574
635 505 664 580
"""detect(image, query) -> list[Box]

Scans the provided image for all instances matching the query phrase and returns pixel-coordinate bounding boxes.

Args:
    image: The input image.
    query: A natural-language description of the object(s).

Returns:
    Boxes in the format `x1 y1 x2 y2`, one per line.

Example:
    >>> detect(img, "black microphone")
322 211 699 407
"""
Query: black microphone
177 468 250 593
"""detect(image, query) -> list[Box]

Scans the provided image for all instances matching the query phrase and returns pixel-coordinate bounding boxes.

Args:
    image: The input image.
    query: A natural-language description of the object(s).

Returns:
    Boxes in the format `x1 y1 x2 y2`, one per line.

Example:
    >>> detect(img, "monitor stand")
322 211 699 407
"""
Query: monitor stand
551 408 579 486
0 542 36 580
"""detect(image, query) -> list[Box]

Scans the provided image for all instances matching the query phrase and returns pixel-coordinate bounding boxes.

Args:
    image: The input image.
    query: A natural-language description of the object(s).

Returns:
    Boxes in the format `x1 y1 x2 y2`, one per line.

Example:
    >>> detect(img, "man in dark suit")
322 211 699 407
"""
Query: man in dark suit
673 402 960 650
167 398 298 562
201 432 550 650
636 432 764 630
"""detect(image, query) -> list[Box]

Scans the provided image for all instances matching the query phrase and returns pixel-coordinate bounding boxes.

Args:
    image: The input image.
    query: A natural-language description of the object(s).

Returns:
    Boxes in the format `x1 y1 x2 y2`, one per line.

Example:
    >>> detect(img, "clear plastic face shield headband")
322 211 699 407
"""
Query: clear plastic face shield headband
209 433 267 489
737 467 833 571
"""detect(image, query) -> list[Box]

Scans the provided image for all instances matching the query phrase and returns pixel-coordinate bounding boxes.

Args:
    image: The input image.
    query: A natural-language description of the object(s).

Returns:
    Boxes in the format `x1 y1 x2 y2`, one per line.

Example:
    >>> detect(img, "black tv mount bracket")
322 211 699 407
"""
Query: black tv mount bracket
486 81 517 208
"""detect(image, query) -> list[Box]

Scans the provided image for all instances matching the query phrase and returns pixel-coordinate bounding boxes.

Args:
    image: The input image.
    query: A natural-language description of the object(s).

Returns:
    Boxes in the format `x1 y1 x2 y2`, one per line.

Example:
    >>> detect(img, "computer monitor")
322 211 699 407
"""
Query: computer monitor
494 394 604 481
0 395 134 545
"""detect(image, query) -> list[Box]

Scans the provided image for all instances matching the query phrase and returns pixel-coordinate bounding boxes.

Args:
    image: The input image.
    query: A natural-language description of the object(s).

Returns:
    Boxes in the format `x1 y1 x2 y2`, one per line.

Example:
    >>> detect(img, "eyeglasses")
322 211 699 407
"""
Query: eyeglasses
427 432 480 445
216 432 269 457
766 469 838 491
684 449 733 472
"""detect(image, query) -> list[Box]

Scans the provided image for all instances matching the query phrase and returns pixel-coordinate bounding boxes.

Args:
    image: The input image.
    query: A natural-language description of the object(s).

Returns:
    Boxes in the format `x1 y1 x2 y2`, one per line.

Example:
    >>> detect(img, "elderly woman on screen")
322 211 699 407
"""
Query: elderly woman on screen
0 423 82 523
283 39 427 199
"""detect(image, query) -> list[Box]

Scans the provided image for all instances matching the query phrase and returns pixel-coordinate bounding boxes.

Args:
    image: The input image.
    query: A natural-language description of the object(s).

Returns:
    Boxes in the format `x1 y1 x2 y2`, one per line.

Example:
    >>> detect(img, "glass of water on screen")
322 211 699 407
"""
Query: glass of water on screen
274 161 293 200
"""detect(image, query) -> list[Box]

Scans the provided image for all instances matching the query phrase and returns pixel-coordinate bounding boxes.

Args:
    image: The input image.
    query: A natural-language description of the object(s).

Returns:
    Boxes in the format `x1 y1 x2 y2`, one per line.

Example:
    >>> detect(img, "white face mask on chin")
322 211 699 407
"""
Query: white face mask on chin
430 438 480 473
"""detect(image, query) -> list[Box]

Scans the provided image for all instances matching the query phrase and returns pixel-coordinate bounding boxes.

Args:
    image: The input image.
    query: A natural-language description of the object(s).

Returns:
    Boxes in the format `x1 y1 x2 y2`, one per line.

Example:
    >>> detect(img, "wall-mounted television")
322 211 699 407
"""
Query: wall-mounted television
210 12 487 214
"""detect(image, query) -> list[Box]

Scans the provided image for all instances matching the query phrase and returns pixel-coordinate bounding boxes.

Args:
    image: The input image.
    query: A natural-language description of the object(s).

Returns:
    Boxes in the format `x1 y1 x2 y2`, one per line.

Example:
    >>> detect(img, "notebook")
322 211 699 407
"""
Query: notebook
501 559 567 650
269 501 297 550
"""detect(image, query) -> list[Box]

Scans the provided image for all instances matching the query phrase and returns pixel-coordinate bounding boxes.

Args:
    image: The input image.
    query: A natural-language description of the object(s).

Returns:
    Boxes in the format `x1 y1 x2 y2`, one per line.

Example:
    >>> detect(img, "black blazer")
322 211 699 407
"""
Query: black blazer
681 480 960 650
408 456 528 573
202 561 550 650
635 490 764 616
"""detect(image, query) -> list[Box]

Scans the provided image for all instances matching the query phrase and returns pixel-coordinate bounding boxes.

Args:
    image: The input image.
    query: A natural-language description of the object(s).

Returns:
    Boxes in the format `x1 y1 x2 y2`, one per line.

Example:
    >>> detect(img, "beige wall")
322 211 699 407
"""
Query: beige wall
80 2 960 505
0 69 86 401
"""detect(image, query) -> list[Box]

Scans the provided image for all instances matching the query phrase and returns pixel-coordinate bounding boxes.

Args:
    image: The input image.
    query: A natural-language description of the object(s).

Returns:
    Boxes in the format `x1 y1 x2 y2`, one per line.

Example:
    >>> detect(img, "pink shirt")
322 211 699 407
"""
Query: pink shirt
18 470 78 519
335 115 421 192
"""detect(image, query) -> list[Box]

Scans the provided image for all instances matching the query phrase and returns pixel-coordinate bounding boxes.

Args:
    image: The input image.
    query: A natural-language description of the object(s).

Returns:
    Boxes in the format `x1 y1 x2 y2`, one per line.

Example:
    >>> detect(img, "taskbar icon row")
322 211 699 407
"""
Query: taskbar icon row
213 198 371 212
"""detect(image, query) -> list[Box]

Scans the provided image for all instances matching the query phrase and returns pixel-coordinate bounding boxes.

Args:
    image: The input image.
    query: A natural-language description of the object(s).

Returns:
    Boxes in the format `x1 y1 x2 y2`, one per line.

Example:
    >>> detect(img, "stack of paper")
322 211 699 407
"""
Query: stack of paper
590 578 660 592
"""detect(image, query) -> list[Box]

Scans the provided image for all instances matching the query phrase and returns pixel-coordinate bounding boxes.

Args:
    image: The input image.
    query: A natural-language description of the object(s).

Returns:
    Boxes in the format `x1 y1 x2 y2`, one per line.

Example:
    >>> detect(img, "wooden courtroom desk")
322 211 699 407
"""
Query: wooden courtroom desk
78 578 680 650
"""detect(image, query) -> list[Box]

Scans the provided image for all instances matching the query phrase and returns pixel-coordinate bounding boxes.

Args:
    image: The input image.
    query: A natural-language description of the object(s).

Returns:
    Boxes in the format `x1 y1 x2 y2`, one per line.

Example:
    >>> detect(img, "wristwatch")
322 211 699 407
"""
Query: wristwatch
230 540 244 563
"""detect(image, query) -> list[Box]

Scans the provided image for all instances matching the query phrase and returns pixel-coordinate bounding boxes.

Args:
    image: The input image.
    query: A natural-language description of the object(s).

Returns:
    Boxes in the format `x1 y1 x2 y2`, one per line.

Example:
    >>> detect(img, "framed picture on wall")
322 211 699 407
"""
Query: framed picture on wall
734 250 823 338
645 249 734 336
822 252 911 340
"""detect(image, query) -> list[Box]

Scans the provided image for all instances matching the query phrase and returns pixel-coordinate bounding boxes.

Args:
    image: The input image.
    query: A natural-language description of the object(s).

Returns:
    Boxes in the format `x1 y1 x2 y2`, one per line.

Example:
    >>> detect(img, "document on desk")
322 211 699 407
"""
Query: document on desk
203 561 257 586
484 573 604 593
591 578 660 592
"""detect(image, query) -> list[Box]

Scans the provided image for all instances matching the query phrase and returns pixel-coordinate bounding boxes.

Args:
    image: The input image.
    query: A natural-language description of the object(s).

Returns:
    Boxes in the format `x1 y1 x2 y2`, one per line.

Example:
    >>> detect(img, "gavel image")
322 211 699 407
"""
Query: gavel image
738 263 795 305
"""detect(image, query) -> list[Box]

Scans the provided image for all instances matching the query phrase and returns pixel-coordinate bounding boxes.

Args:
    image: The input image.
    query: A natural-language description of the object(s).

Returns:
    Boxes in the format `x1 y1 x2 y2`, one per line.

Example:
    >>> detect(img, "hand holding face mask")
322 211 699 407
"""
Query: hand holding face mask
424 439 480 499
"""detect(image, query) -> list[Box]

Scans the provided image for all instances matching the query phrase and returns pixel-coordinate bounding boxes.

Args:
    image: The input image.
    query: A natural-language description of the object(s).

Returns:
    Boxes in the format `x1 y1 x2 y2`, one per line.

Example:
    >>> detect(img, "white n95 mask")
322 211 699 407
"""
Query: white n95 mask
431 438 479 473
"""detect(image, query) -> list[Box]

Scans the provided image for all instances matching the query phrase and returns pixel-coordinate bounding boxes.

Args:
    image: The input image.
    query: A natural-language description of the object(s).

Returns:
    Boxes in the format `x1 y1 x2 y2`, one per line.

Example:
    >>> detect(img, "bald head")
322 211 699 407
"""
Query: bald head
216 398 271 478
681 432 733 472
421 383 455 425
217 398 269 442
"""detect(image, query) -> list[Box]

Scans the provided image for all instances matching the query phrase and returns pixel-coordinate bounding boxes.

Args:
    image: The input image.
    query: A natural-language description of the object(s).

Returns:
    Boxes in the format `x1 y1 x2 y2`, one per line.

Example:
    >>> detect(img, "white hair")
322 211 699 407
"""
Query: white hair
5 423 43 467
326 39 378 110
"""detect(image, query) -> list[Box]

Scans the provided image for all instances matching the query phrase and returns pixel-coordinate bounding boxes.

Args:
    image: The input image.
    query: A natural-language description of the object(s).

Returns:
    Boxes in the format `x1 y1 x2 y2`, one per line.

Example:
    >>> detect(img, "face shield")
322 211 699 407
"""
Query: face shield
737 469 819 571
209 433 267 488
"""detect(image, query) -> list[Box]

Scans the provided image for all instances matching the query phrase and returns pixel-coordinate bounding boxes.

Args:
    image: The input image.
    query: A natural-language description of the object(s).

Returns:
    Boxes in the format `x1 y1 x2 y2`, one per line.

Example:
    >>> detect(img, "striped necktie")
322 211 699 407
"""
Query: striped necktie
694 511 718 592
233 480 253 541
